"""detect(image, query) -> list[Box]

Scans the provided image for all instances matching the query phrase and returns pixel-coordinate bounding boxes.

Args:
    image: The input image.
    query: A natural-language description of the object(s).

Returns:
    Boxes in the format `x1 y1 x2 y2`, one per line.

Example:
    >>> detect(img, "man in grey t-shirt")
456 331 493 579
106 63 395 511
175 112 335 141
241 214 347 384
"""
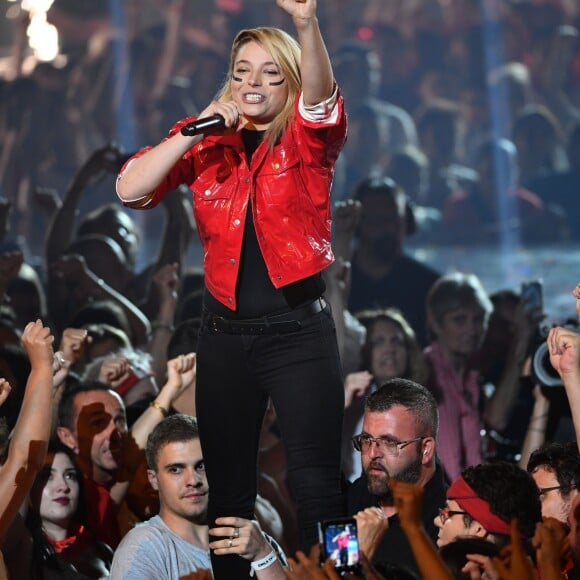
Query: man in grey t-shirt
111 414 285 579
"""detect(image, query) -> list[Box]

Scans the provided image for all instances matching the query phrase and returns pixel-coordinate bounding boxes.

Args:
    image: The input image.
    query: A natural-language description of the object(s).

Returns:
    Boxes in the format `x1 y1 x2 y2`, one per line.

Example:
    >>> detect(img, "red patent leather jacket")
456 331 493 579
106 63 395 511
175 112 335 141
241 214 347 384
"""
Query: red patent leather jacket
120 92 347 311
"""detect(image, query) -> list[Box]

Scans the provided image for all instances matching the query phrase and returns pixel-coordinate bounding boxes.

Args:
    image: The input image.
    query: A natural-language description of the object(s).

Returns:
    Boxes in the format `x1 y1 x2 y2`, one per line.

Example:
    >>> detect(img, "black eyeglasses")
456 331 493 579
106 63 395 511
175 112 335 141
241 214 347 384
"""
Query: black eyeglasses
352 434 425 456
537 485 562 497
438 507 469 524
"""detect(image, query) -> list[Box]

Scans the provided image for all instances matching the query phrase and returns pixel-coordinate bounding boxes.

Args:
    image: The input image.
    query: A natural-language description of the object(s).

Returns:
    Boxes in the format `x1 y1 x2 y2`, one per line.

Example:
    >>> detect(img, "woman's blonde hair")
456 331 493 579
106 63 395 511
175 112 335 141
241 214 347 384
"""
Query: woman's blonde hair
217 27 302 148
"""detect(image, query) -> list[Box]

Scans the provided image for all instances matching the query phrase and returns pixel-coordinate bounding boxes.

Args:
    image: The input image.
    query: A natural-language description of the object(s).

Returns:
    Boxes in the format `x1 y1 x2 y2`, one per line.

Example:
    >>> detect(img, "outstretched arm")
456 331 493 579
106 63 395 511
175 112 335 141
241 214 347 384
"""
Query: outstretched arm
547 325 580 449
518 383 550 470
484 298 541 431
0 320 54 542
277 0 334 105
45 144 129 266
116 99 240 205
48 254 151 346
109 352 196 506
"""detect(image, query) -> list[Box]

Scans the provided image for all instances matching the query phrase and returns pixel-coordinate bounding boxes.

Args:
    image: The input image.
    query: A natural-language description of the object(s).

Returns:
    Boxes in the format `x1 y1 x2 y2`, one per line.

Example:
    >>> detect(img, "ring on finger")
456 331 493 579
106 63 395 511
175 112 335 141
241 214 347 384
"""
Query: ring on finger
228 538 233 548
233 527 240 539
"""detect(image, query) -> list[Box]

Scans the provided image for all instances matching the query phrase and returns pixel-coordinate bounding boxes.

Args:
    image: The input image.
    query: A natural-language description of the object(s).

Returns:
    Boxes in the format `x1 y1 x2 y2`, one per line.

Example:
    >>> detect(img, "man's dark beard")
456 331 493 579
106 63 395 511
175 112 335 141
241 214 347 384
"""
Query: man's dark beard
372 234 400 259
366 452 423 500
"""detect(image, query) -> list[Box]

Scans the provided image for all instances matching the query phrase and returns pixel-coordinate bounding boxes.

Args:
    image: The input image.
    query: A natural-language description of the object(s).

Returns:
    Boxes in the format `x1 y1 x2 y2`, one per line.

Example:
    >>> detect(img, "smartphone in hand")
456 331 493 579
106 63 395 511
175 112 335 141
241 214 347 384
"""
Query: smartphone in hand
319 517 361 575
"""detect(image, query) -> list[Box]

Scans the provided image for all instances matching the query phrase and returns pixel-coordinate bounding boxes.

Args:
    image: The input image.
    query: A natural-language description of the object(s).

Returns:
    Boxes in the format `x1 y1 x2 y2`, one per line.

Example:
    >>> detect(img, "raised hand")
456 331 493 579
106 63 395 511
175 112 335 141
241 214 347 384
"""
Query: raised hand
99 357 132 385
165 353 197 400
532 518 568 580
354 506 389 561
152 262 179 305
0 379 11 407
276 0 316 21
79 143 132 183
390 479 424 531
21 319 55 370
547 325 580 381
34 187 62 214
344 371 374 408
492 519 535 580
58 327 92 366
462 553 501 579
333 200 362 246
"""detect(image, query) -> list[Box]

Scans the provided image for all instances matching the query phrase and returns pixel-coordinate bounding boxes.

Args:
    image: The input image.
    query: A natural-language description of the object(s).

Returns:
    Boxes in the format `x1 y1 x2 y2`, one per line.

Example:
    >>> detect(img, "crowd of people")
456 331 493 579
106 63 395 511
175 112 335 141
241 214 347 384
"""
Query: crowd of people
0 0 580 578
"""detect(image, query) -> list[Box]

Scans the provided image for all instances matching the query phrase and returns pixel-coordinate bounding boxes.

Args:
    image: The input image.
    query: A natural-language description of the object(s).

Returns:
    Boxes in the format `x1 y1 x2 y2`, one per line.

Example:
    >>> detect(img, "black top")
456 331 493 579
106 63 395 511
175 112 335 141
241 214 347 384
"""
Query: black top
347 463 448 576
348 252 440 347
204 129 324 319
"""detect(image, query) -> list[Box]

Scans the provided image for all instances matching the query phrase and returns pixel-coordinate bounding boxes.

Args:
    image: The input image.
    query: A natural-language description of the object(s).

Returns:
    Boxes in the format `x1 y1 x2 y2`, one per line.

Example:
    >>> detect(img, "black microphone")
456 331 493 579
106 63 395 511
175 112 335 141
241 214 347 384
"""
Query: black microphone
180 114 226 136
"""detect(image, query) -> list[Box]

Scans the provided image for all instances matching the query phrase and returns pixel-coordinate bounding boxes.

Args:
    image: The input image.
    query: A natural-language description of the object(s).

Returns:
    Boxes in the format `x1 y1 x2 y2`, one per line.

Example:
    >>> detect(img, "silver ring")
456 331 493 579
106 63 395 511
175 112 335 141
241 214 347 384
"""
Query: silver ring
228 538 233 548
233 527 240 539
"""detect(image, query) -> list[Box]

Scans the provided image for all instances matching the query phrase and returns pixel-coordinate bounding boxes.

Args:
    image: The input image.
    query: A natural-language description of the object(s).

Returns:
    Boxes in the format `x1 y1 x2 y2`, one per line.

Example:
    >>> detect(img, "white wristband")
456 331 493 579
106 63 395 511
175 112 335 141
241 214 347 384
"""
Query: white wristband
250 550 277 574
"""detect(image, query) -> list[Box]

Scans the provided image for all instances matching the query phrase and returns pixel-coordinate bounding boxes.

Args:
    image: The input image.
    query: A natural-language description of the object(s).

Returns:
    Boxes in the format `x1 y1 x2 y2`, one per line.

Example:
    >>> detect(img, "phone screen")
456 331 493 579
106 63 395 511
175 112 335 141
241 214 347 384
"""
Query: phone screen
521 280 543 312
320 519 360 572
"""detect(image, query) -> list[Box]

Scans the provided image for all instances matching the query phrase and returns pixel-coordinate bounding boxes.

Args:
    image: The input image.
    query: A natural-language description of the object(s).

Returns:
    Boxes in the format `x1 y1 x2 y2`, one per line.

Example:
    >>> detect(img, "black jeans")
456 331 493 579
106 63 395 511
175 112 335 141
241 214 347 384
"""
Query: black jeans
196 305 345 579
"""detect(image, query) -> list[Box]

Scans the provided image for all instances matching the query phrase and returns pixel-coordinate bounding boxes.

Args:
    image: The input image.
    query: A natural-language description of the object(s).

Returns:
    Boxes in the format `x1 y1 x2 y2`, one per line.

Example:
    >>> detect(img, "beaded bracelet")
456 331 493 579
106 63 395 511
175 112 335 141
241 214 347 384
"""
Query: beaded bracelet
250 550 277 574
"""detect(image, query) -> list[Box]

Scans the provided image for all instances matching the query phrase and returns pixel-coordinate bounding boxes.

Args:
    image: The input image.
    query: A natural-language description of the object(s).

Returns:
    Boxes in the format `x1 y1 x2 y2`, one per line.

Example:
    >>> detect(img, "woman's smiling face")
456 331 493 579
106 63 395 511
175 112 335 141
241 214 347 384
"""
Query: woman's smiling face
231 41 288 130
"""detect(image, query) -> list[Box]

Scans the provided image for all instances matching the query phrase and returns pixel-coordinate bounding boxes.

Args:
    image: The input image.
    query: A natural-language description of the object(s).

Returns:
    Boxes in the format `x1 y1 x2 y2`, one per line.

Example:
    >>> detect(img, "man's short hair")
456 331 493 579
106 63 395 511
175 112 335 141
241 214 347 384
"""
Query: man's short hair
527 441 580 498
462 462 542 541
365 377 439 438
352 176 407 220
146 414 200 471
57 380 116 431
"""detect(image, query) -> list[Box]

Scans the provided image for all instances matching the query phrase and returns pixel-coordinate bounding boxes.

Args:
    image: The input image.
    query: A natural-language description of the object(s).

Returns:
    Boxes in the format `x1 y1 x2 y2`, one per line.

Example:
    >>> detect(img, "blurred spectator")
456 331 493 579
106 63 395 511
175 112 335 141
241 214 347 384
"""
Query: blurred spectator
5 262 48 331
439 136 570 245
331 40 418 201
370 23 420 113
540 24 580 139
415 101 478 211
513 103 569 186
424 272 492 482
348 177 440 347
387 145 442 242
528 122 580 240
479 289 540 462
458 62 533 168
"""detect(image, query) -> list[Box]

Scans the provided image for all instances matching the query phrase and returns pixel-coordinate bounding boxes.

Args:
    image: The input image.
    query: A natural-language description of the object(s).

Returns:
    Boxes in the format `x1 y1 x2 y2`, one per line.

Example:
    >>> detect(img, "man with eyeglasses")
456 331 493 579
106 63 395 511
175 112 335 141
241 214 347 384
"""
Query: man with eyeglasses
527 441 580 523
346 378 447 576
435 462 542 550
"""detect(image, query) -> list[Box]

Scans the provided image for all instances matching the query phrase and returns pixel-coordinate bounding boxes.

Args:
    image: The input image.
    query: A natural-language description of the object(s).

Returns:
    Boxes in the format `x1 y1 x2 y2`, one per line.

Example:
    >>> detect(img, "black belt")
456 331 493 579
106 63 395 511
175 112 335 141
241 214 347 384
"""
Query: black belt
206 297 328 335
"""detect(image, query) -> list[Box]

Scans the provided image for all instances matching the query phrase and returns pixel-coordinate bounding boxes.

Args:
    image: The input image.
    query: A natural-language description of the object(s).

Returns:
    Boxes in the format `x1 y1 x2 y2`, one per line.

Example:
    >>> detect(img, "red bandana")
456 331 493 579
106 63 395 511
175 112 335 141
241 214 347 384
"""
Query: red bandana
447 476 512 536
